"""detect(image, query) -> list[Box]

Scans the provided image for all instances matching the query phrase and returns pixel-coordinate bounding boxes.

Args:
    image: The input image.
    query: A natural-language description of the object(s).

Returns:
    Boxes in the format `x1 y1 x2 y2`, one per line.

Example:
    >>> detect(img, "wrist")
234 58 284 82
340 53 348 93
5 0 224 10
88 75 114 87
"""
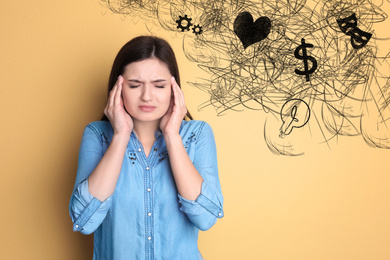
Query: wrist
112 132 131 144
163 132 181 144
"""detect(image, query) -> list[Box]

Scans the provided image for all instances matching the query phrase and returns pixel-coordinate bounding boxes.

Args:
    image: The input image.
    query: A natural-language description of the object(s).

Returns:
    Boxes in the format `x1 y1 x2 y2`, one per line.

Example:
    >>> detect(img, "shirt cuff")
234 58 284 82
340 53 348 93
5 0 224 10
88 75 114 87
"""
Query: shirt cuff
178 182 224 219
71 180 112 233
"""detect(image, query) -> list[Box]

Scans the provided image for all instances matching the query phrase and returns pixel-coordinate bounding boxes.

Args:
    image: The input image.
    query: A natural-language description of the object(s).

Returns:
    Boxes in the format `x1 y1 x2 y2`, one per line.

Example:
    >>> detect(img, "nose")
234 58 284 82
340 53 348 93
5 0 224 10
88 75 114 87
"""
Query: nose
141 85 152 101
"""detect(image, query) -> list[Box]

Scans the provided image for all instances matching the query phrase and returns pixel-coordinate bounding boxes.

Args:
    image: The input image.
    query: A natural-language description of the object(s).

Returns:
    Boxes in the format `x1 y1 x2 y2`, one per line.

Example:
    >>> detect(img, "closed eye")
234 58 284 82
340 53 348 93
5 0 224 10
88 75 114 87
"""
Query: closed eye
129 85 140 88
153 79 168 88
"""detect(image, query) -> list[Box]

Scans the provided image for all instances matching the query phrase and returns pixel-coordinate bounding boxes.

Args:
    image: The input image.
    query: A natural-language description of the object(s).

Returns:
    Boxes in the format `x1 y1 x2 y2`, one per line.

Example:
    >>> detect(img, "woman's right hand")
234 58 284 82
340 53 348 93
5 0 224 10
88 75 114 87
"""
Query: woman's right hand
104 75 133 137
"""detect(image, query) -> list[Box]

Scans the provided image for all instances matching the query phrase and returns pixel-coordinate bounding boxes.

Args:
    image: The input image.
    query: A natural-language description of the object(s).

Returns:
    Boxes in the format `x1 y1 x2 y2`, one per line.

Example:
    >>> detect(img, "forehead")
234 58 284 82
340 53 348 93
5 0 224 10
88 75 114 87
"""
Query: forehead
123 58 170 77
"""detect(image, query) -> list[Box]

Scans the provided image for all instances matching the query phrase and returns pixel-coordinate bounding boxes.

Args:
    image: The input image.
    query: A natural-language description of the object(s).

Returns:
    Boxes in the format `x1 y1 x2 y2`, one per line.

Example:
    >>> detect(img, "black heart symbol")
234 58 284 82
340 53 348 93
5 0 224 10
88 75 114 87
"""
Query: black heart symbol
234 12 271 49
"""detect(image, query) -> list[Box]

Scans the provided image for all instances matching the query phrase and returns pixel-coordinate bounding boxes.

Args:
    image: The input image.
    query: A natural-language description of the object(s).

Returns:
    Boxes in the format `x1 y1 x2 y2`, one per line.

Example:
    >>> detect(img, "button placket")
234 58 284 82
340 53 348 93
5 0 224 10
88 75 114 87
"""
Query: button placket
131 134 162 259
144 163 153 257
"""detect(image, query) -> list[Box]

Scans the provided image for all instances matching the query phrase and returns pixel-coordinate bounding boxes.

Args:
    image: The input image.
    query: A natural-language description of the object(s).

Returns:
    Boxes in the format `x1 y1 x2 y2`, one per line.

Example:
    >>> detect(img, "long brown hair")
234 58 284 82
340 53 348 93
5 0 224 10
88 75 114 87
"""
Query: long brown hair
102 36 193 120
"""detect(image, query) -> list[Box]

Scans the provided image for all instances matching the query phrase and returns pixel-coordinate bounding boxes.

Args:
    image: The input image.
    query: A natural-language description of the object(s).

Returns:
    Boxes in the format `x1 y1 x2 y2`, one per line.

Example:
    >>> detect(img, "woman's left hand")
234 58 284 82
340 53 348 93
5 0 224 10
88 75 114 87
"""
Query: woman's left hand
160 77 187 136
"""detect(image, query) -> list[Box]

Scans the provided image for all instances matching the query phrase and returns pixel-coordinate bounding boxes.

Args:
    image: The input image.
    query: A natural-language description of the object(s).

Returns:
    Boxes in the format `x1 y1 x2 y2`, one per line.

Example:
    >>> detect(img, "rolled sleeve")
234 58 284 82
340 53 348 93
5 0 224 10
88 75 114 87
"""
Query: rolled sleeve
195 181 224 218
178 181 224 230
69 122 113 235
70 180 112 235
178 122 224 231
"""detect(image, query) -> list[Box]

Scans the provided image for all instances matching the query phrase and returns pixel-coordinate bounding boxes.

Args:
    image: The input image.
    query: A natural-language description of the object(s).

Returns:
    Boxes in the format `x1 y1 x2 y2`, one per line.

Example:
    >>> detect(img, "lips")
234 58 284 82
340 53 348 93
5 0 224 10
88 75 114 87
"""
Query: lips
139 105 156 112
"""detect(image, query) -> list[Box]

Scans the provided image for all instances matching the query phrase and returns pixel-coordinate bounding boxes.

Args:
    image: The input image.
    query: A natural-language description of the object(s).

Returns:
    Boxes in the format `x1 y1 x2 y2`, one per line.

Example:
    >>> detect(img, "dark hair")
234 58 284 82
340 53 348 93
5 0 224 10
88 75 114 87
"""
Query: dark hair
102 36 193 120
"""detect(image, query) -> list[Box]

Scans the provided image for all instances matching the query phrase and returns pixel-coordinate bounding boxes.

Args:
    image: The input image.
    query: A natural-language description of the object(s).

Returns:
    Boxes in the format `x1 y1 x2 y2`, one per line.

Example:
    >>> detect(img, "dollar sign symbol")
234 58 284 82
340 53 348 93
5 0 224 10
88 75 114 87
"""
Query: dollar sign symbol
294 38 317 82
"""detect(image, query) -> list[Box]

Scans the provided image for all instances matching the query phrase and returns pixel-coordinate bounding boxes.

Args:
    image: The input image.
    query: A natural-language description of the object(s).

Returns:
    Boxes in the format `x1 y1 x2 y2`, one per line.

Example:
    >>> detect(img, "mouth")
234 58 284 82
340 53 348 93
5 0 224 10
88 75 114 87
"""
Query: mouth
139 105 156 112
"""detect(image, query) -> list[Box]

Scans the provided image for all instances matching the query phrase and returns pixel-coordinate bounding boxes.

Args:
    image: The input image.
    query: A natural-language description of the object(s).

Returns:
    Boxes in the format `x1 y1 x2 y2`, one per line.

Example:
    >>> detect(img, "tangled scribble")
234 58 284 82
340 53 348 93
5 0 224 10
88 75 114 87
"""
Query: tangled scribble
101 0 390 156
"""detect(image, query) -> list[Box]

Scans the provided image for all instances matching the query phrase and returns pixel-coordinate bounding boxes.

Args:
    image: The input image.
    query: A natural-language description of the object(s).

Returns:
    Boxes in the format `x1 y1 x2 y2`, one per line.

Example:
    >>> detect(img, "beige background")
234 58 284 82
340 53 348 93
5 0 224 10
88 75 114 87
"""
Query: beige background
1 0 390 259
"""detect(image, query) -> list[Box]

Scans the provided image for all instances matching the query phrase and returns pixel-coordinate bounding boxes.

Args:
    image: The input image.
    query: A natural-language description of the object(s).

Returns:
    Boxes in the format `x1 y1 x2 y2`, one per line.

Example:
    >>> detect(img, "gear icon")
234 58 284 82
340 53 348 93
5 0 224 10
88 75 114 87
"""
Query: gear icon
192 24 203 35
176 15 193 32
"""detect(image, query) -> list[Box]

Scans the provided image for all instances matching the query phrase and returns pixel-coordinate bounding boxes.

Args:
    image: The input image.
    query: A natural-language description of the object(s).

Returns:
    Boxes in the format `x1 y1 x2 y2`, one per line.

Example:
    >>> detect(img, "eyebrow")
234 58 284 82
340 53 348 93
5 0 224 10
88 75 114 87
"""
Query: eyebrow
128 79 167 83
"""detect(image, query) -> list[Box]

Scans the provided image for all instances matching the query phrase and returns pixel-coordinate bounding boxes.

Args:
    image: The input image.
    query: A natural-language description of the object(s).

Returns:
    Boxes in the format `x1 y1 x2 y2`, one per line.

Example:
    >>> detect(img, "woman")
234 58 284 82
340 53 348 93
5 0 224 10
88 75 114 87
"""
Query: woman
69 36 224 260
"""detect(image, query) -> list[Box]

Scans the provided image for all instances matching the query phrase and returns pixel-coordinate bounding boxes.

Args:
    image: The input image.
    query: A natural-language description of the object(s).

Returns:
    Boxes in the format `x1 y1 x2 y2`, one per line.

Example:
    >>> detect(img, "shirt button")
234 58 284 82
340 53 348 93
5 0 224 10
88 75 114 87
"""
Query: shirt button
146 167 150 170
148 212 152 216
75 224 79 229
147 188 151 192
138 148 142 152
148 236 152 241
218 213 222 217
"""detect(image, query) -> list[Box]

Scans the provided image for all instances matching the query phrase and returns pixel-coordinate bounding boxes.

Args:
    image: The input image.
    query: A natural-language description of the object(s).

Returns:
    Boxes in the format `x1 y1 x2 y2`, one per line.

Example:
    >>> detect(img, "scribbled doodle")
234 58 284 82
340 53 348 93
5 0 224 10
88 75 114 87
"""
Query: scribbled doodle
337 13 372 49
294 38 318 82
233 12 271 49
280 99 310 137
100 0 390 156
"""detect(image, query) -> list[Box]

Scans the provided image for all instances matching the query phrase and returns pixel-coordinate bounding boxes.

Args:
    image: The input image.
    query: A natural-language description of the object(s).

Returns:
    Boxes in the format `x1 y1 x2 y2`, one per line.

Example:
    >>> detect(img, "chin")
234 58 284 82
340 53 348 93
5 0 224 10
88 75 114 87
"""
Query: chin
132 115 163 123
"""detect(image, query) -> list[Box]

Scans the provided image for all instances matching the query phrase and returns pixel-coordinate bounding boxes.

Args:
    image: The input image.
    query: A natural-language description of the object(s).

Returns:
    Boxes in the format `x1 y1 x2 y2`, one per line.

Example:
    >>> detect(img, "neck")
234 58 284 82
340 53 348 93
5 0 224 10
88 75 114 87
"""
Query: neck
132 120 160 158
132 119 160 142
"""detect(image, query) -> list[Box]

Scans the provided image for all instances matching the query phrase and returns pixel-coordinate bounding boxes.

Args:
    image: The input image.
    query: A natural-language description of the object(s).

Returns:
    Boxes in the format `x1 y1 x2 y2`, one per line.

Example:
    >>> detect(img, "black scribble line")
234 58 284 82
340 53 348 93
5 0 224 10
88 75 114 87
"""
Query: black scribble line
101 0 390 156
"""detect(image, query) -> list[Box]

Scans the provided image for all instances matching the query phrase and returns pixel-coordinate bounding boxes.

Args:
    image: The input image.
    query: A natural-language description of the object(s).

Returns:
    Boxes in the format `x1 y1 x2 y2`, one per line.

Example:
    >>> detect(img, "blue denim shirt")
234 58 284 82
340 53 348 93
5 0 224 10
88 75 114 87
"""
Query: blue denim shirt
69 120 224 260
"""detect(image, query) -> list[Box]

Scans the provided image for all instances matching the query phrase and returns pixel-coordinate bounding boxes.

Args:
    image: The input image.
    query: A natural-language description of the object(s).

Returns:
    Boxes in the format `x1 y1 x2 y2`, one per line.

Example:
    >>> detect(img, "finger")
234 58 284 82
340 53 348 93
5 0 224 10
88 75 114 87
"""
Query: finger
168 95 174 110
172 77 185 110
114 76 123 106
166 99 174 116
171 77 180 108
177 86 185 109
171 76 176 96
109 80 119 107
105 89 116 118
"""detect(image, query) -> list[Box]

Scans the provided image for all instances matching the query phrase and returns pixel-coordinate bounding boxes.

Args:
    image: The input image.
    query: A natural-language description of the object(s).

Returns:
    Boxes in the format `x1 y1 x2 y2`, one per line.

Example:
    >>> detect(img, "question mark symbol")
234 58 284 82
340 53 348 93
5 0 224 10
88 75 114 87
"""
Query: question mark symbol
280 99 310 137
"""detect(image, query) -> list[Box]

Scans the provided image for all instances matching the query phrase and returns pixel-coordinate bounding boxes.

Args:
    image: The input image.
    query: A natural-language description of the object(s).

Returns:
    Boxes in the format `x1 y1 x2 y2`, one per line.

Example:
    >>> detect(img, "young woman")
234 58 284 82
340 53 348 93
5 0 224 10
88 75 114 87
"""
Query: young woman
69 36 224 259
